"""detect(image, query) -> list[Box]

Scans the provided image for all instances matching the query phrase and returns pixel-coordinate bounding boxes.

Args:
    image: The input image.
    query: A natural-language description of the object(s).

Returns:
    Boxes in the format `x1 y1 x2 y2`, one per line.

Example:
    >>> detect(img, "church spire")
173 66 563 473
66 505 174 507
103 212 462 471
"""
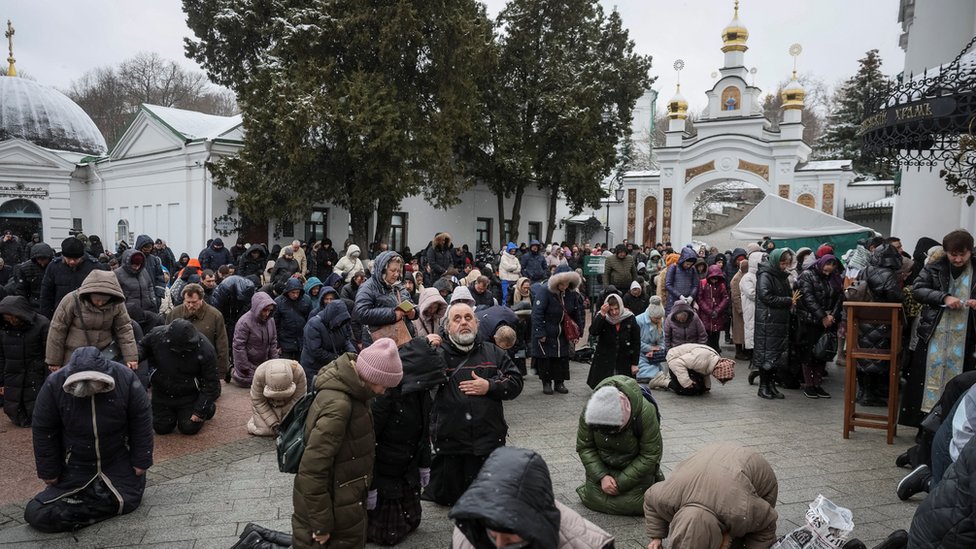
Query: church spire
5 20 16 77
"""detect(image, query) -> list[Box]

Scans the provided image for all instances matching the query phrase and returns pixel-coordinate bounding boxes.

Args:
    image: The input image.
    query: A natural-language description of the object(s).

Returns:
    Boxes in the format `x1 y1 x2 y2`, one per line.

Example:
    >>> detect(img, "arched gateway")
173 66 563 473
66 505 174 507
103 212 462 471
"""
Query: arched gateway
618 1 854 248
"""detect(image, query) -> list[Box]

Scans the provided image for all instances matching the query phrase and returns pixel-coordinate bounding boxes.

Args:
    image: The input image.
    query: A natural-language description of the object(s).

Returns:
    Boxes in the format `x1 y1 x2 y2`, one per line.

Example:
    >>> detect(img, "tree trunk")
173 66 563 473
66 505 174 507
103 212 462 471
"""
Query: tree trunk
373 196 396 252
509 186 524 244
349 205 370 255
544 187 558 244
496 192 507 247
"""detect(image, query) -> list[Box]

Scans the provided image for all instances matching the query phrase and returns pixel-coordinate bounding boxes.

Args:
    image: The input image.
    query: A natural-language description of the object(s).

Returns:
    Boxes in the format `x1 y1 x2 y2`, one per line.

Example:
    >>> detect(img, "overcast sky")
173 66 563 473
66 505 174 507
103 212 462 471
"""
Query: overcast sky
5 0 903 111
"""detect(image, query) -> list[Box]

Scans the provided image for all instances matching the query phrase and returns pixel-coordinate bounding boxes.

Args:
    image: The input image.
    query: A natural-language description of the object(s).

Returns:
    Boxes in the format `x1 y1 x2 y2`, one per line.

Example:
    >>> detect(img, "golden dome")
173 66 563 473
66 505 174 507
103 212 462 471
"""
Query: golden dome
721 0 749 53
667 84 688 120
782 72 806 110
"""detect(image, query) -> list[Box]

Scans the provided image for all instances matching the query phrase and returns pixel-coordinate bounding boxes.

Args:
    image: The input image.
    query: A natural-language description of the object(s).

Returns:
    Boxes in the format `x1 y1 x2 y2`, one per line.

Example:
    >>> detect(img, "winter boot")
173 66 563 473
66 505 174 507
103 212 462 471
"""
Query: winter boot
768 372 785 399
542 381 554 395
757 371 776 399
895 451 911 469
896 464 931 500
871 530 909 549
748 370 760 386
735 345 750 360
554 381 568 394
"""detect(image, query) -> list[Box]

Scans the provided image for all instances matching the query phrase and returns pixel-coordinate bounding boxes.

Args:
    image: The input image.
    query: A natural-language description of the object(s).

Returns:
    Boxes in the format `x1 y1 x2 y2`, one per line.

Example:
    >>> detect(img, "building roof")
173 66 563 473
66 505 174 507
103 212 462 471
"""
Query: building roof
796 160 852 171
0 76 107 155
141 104 242 142
848 179 895 187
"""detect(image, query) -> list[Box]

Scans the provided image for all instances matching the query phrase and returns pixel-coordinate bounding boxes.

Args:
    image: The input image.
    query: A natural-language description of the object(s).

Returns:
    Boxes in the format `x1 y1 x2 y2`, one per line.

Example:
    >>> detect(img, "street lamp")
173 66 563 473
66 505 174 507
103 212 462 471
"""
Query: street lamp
604 182 626 248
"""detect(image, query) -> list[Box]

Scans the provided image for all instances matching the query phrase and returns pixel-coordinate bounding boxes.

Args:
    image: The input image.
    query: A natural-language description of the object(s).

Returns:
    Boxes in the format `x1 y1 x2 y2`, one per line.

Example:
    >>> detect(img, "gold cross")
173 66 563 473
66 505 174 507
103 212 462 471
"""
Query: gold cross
5 20 16 77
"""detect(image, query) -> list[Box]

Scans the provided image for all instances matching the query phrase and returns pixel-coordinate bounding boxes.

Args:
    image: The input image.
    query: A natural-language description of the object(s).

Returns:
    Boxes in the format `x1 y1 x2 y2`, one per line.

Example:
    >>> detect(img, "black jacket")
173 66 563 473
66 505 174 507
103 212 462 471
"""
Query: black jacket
199 240 234 272
311 245 339 280
211 275 256 325
587 311 640 389
31 347 153 513
274 278 312 354
39 255 106 319
913 255 976 348
0 296 50 426
140 320 220 413
469 284 495 308
8 243 53 310
0 236 22 266
371 366 435 498
354 251 414 343
909 436 976 548
134 235 166 292
795 267 842 326
116 250 159 314
753 257 793 372
431 336 523 456
427 244 454 281
862 244 904 303
299 300 356 382
237 244 268 280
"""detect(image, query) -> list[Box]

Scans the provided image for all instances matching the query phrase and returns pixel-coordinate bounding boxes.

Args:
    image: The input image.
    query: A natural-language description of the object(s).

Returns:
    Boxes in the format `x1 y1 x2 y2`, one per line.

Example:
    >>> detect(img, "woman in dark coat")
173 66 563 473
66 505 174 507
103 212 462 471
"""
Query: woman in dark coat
794 255 842 399
237 244 268 280
354 251 416 346
663 299 707 349
310 239 339 280
299 299 356 385
754 248 797 400
586 293 640 389
697 264 730 355
0 295 50 426
857 243 906 406
366 337 445 546
903 230 976 428
530 271 585 395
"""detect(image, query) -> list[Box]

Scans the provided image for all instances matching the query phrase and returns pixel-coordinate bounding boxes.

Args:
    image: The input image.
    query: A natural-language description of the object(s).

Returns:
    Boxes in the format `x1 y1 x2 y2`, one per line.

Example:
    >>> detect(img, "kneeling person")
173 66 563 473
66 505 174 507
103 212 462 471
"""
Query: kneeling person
142 319 220 435
666 343 735 396
577 375 664 515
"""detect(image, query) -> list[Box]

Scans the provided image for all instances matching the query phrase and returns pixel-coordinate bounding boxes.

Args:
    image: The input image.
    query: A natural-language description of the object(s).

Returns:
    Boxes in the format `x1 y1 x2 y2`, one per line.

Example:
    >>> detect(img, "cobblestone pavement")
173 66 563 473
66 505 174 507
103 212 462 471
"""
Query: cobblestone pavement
0 355 919 548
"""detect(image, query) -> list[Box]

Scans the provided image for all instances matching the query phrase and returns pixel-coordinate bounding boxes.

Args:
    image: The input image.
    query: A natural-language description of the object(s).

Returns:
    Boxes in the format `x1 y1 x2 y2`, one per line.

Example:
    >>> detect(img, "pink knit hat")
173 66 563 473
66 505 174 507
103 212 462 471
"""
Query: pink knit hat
356 338 404 388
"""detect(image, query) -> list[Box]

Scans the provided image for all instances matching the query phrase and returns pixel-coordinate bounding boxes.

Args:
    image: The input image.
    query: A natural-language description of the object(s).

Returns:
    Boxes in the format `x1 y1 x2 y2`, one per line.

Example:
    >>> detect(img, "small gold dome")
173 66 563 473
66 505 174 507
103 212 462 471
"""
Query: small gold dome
667 84 688 120
721 1 749 53
782 72 805 110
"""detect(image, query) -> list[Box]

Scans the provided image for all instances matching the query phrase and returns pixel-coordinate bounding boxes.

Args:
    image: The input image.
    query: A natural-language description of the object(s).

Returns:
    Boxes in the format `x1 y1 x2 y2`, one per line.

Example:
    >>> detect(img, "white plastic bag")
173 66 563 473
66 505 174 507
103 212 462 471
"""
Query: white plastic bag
772 495 854 549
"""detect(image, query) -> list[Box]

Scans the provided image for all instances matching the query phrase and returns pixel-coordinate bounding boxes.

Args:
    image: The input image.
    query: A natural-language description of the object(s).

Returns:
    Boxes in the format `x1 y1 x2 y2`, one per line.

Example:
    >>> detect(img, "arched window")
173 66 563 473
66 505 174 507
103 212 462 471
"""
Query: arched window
116 219 130 244
0 199 41 218
721 86 741 112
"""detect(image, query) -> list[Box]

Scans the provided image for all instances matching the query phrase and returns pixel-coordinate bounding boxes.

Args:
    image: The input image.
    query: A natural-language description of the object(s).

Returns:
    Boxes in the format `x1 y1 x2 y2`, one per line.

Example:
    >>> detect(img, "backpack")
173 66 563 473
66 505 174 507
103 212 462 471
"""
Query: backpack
631 385 662 439
276 389 317 473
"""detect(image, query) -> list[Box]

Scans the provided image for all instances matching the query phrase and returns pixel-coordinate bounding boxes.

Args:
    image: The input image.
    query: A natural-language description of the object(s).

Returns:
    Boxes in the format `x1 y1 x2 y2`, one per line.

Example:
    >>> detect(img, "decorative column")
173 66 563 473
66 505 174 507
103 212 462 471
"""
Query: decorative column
626 188 637 242
662 188 673 244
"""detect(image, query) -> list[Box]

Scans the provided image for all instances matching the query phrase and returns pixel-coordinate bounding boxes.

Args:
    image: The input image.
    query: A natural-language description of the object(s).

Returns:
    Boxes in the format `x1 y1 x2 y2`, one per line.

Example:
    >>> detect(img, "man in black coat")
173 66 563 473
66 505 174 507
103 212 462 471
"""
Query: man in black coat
0 230 22 266
7 242 53 311
274 278 312 360
135 235 166 299
38 237 106 319
199 237 234 272
423 302 523 507
25 347 153 532
0 295 50 426
141 319 220 435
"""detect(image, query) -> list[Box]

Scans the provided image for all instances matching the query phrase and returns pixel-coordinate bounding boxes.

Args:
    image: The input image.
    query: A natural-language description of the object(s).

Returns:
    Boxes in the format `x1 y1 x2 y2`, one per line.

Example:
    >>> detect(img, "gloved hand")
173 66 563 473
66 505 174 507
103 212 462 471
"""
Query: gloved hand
367 489 377 511
419 468 431 488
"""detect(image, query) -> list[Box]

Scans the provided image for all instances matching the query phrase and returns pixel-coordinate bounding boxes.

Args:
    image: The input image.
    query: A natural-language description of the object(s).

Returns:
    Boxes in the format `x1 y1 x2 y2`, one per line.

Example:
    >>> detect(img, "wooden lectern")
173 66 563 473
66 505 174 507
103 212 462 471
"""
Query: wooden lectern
842 301 903 444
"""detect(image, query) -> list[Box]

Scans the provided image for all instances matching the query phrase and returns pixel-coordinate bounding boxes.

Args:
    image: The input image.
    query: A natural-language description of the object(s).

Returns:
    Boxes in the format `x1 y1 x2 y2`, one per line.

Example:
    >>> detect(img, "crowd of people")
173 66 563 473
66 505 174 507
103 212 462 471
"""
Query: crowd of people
0 226 974 548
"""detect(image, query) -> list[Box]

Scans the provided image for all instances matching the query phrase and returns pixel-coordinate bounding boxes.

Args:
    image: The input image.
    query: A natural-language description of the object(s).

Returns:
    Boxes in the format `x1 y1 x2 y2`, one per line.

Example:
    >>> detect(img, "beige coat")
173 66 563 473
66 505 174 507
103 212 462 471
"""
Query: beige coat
451 501 614 549
665 343 720 390
498 250 521 282
247 359 307 436
45 270 138 366
644 443 778 549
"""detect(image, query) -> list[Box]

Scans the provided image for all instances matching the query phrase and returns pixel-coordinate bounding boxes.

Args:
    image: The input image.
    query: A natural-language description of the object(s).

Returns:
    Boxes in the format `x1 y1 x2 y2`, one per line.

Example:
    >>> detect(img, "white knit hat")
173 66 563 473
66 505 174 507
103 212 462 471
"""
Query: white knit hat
450 285 476 305
584 386 628 428
630 280 641 291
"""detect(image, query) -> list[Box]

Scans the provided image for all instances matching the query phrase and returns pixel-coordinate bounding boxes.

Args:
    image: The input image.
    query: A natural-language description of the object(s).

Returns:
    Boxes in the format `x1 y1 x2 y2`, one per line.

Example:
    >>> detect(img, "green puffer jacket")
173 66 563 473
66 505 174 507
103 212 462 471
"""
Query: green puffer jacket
292 353 376 549
576 375 664 516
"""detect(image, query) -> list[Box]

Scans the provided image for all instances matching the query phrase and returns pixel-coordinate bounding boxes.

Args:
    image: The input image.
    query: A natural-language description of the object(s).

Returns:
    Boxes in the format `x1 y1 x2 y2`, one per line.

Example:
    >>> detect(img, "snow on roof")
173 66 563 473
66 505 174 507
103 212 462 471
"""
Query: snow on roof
0 76 107 155
142 104 243 142
868 196 895 207
623 170 661 178
796 160 852 171
848 179 895 187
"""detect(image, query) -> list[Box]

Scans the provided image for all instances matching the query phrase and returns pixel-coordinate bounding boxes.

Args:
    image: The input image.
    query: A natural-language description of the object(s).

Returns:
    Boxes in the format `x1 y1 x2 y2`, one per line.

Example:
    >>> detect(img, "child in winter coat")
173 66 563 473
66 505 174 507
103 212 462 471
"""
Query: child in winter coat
247 359 307 436
697 265 730 355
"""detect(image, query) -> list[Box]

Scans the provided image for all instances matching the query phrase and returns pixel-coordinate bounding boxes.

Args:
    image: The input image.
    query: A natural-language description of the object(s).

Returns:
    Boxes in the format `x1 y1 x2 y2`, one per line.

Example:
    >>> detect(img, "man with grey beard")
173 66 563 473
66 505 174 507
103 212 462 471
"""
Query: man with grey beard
422 302 524 506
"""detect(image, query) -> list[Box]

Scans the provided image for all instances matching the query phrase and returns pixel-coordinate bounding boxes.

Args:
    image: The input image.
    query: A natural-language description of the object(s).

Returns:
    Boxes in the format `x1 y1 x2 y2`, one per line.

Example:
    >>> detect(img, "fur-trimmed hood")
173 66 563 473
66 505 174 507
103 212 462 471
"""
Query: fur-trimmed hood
547 271 581 292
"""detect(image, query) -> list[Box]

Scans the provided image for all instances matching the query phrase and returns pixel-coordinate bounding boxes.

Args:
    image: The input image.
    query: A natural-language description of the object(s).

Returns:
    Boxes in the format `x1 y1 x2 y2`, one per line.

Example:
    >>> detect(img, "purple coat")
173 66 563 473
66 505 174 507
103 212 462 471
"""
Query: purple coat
664 300 707 349
697 265 730 333
232 291 280 387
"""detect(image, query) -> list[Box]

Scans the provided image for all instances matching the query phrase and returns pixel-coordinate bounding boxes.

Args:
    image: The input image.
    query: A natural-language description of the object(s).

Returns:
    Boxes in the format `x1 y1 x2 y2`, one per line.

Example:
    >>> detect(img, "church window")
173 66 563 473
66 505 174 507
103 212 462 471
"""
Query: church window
116 219 130 244
721 86 741 112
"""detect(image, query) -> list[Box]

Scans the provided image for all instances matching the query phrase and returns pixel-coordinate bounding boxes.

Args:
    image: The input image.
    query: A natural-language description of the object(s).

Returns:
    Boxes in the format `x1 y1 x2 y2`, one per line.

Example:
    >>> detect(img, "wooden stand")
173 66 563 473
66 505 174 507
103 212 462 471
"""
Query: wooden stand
842 301 902 444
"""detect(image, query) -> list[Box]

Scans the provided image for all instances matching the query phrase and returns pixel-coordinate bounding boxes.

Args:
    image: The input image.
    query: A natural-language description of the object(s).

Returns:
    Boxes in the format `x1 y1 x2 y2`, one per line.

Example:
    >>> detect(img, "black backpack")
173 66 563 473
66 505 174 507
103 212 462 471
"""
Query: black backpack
276 389 317 473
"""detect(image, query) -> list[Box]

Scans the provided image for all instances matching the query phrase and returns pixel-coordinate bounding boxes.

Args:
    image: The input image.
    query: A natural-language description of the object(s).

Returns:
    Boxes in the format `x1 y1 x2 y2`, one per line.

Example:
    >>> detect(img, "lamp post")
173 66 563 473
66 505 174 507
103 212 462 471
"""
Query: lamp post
604 183 626 248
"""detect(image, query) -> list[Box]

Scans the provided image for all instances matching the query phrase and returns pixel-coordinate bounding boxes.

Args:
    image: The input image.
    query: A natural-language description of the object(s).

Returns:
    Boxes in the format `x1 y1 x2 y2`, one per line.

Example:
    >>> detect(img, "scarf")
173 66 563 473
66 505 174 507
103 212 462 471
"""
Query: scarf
603 294 634 326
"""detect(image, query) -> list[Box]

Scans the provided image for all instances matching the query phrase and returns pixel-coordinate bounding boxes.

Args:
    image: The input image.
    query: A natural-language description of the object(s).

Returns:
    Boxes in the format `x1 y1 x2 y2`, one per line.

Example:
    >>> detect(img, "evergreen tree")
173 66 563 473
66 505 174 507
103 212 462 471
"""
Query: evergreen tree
816 49 892 179
182 0 493 250
471 0 652 244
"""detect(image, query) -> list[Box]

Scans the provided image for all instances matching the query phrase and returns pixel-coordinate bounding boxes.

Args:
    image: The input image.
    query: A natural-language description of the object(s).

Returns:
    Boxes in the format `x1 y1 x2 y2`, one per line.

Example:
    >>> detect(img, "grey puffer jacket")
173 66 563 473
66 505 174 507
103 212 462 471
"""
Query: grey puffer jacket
354 251 413 344
116 250 158 314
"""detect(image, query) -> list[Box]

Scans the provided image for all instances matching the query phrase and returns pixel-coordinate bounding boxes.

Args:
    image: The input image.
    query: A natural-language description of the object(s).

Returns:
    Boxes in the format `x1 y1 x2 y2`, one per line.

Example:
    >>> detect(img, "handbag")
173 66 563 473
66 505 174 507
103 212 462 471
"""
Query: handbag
369 287 413 347
812 331 838 362
560 296 581 341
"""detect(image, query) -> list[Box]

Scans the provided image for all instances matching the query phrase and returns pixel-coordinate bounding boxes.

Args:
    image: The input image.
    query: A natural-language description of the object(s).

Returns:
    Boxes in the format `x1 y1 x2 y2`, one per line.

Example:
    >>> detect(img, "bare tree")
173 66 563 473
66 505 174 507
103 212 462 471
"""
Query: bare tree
66 52 238 148
761 73 828 147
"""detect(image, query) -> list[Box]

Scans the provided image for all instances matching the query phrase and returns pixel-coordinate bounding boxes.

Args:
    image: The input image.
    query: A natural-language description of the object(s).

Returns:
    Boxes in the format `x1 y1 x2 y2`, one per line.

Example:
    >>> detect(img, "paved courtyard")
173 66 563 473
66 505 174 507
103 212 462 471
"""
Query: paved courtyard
0 353 919 548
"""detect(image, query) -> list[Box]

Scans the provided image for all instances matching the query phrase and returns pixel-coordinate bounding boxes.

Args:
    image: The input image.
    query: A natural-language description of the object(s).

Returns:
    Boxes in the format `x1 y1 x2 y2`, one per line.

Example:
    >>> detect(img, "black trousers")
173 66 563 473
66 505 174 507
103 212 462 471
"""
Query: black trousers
422 454 488 506
668 368 707 396
152 396 214 435
24 477 123 533
535 357 570 383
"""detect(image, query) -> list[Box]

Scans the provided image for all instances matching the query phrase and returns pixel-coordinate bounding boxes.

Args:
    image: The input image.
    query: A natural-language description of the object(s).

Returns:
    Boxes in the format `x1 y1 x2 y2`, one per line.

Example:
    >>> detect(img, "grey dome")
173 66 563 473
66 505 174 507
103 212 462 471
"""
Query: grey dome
0 76 107 155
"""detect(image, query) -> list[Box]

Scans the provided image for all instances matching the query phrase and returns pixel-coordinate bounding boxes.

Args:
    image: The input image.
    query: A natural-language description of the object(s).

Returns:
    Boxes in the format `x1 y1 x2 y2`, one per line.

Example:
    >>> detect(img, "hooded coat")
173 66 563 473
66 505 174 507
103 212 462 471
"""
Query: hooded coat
271 256 300 292
587 294 640 389
753 248 794 373
862 244 905 303
292 353 377 549
115 250 158 314
30 348 153 517
134 235 166 292
665 247 700 313
730 258 748 345
275 278 313 354
576 375 664 515
140 320 220 414
237 244 269 280
530 271 586 359
425 233 454 281
644 443 778 549
354 251 414 343
300 300 356 383
664 300 707 349
310 240 339 280
697 264 730 332
9 242 54 311
412 287 447 337
248 359 307 436
45 270 138 367
165 300 230 380
519 241 548 282
0 295 50 426
740 251 764 350
39 254 105 319
199 238 234 271
450 447 615 549
498 248 521 282
232 292 280 387
335 244 365 283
